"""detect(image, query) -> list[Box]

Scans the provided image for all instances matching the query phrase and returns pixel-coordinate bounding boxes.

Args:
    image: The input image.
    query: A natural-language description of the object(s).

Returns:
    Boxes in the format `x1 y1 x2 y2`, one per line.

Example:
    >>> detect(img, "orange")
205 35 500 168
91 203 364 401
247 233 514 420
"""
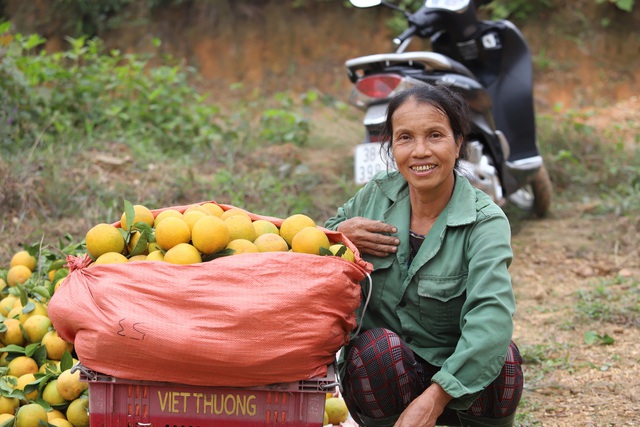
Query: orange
93 252 128 265
163 243 202 265
85 223 125 259
66 397 90 427
220 208 251 221
120 204 154 230
280 214 316 246
10 250 37 271
191 215 230 255
0 414 14 424
0 395 18 415
18 300 48 324
201 202 224 217
39 361 61 375
226 239 259 255
153 209 183 228
16 402 48 427
224 215 256 242
184 205 211 215
126 231 148 256
155 217 191 251
22 314 52 343
145 250 165 262
329 244 356 262
253 233 289 252
56 369 88 401
7 356 38 377
252 219 280 237
0 295 18 317
49 419 73 427
0 318 26 346
16 373 38 401
325 397 349 425
6 265 32 287
47 409 66 421
42 380 67 406
291 226 330 255
183 210 208 232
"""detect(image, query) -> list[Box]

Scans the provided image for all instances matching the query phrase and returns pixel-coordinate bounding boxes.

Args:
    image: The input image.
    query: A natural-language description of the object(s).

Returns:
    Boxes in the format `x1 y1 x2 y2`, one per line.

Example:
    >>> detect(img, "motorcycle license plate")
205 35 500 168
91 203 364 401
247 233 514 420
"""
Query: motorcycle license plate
354 143 394 185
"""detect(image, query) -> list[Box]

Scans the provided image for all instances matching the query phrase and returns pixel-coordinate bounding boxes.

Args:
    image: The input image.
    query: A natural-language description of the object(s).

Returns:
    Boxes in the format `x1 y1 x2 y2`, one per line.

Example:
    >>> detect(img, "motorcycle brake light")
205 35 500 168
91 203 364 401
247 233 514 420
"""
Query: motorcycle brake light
369 133 384 143
355 74 403 99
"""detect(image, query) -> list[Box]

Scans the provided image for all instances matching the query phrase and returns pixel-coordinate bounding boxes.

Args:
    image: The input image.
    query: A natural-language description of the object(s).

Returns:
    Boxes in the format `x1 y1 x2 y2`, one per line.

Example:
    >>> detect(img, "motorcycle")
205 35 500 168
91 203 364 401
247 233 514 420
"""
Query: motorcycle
346 0 552 216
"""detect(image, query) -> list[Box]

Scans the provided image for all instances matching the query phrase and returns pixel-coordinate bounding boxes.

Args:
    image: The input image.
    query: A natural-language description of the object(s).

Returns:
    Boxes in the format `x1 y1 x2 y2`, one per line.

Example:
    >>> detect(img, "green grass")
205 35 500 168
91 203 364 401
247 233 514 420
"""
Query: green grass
537 109 640 216
576 276 640 325
0 30 354 240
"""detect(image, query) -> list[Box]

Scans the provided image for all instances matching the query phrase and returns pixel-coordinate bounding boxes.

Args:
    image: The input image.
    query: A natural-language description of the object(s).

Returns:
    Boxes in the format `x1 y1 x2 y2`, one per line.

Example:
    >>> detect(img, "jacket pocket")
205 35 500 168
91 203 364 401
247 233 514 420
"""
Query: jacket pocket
416 274 467 331
366 256 396 310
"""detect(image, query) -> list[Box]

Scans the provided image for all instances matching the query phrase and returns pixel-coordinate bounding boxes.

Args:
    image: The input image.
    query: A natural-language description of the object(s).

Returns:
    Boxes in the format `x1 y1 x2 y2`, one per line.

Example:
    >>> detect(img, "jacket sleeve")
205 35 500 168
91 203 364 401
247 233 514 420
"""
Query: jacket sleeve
324 182 371 231
324 202 351 231
431 209 516 410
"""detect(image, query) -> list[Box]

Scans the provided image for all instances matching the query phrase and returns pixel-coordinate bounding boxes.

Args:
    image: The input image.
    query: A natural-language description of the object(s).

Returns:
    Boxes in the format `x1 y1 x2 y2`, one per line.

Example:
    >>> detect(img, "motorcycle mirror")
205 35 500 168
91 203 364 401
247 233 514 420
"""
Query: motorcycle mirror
349 0 382 7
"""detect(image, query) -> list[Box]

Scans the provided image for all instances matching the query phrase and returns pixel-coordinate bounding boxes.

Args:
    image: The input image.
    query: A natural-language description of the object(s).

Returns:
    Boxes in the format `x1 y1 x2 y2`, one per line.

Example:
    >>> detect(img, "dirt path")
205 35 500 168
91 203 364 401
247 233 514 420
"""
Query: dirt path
510 209 640 426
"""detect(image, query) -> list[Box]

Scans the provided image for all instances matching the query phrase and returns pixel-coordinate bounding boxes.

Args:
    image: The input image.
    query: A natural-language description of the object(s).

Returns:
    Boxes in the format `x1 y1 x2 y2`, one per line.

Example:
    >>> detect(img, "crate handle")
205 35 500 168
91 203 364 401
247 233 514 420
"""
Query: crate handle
320 381 340 390
71 363 98 381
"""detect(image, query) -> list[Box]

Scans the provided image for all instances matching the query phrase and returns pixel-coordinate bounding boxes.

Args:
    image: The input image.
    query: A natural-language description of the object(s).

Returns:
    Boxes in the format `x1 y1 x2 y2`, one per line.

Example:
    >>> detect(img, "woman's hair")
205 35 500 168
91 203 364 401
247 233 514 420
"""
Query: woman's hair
381 84 471 168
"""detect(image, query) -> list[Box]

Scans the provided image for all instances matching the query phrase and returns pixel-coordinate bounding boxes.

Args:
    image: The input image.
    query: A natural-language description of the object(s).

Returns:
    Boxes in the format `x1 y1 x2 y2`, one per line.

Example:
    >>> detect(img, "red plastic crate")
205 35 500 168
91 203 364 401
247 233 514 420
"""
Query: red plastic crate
79 364 338 426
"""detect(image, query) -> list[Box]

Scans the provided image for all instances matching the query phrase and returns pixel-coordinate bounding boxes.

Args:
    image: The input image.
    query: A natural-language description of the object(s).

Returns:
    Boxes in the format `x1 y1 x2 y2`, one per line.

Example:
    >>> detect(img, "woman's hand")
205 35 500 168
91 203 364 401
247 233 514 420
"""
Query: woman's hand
394 383 452 427
337 217 399 257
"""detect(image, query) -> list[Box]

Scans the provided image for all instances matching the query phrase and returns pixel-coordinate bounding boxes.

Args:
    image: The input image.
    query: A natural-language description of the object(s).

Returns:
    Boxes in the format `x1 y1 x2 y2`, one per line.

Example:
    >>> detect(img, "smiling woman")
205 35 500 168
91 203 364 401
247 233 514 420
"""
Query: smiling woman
324 85 523 427
388 95 465 232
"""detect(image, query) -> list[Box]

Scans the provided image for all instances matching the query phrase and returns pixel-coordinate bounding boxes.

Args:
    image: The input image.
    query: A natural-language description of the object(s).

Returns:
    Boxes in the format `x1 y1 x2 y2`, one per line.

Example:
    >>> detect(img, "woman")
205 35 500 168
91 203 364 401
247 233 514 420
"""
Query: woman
325 85 523 427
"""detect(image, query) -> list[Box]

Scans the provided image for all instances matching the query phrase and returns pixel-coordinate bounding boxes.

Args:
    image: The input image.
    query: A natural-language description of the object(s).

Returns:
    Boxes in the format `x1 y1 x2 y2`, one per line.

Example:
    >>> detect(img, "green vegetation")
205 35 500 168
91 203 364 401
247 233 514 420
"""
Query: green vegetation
1 22 638 253
482 0 554 20
596 0 635 12
1 18 638 424
576 276 639 325
0 26 356 242
520 340 576 382
538 108 640 216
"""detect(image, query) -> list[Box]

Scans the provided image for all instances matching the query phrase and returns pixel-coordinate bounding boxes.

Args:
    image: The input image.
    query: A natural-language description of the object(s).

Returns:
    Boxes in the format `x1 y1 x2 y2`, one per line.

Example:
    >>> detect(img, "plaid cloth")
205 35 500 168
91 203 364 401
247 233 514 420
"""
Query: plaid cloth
342 328 523 424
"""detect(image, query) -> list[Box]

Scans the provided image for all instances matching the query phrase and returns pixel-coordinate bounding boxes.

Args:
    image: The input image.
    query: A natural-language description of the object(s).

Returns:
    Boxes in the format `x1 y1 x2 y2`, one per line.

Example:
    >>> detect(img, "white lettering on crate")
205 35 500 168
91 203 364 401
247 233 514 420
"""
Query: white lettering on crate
157 391 257 416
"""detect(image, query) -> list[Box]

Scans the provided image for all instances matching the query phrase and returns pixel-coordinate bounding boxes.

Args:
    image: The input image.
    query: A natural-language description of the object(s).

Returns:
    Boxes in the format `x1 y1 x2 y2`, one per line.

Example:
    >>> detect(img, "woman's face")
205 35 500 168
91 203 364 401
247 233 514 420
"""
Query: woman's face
391 99 461 196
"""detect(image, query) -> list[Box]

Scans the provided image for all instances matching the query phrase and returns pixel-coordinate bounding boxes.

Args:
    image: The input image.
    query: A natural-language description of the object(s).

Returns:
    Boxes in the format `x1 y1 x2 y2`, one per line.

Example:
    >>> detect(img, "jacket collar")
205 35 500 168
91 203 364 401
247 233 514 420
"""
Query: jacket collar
374 170 479 228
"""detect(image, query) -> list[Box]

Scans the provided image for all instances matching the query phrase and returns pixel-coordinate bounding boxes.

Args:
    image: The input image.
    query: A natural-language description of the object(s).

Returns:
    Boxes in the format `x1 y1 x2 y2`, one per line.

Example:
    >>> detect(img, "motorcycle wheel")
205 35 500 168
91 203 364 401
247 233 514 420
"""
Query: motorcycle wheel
506 164 553 217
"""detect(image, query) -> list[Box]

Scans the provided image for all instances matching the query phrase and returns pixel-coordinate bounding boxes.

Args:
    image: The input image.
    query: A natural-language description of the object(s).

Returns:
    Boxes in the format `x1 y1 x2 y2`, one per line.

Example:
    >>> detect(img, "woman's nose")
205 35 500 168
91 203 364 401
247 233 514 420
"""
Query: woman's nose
412 138 431 156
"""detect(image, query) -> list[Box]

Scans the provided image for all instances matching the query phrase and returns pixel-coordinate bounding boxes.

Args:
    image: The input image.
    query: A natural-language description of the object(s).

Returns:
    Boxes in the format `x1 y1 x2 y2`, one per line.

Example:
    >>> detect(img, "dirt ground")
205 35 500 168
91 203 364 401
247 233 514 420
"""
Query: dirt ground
503 96 640 426
511 210 640 426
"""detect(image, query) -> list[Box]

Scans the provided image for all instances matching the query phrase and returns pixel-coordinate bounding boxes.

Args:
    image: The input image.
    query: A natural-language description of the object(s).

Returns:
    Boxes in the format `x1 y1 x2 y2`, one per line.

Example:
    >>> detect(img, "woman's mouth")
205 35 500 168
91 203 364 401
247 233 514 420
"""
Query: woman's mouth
411 164 436 173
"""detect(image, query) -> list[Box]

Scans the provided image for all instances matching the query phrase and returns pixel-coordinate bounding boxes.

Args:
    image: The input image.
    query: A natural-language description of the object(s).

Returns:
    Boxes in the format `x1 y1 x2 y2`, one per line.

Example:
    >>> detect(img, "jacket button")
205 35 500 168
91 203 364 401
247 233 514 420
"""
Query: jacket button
398 300 406 308
405 336 413 344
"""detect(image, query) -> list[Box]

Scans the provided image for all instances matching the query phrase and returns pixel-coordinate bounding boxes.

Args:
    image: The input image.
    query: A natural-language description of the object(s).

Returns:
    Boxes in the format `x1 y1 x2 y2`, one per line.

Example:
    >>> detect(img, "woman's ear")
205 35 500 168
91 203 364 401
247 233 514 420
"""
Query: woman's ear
455 137 463 158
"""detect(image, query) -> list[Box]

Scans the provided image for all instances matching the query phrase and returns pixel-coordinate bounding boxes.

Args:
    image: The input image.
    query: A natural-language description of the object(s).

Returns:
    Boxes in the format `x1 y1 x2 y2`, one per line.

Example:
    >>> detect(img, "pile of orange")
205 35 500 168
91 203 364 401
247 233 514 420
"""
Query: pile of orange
83 202 356 266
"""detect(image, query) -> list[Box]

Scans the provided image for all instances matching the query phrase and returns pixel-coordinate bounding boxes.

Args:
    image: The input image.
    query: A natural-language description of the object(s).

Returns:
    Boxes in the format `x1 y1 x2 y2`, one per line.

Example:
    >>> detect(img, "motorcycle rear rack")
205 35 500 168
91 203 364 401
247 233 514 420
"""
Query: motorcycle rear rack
346 51 475 82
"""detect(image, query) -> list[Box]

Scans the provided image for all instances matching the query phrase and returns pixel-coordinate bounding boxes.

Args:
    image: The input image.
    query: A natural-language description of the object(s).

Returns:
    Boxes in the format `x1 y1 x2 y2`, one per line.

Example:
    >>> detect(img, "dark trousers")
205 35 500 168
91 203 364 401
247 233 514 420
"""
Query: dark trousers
341 328 523 426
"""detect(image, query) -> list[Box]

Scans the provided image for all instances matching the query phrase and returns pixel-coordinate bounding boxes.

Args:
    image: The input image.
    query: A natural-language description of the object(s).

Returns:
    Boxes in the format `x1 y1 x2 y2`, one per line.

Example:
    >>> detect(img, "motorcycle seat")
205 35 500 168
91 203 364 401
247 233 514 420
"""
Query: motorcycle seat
346 51 476 82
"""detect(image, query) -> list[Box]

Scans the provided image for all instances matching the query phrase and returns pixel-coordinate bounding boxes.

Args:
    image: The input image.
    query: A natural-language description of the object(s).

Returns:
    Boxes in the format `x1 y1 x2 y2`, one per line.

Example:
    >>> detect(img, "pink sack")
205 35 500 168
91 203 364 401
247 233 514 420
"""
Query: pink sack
48 202 372 387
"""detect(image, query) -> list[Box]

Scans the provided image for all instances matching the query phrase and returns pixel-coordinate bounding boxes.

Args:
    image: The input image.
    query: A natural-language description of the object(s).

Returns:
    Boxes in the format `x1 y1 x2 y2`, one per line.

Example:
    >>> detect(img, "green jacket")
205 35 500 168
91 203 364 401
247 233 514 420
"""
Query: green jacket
325 171 515 410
